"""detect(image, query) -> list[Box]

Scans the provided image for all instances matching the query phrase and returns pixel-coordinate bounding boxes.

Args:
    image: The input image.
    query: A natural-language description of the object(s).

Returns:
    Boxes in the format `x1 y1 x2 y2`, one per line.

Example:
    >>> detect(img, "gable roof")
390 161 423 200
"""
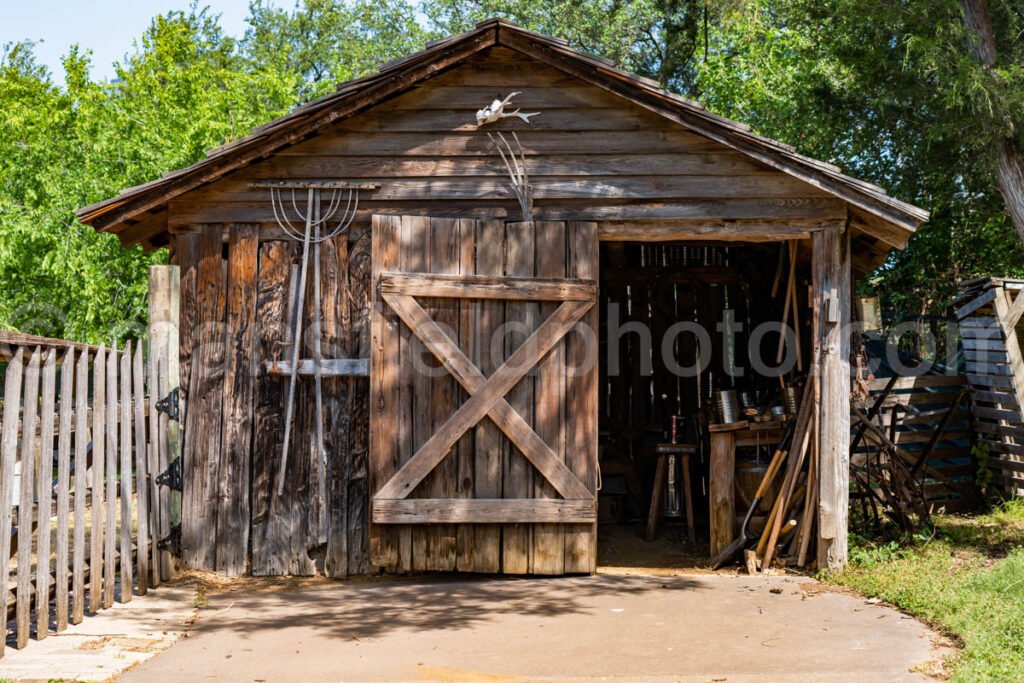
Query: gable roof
75 19 928 252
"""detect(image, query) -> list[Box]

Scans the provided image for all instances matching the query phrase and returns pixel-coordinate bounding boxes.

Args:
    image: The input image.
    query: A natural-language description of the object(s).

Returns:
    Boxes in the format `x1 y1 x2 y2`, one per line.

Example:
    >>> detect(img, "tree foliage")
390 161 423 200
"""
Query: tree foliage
1 0 1022 342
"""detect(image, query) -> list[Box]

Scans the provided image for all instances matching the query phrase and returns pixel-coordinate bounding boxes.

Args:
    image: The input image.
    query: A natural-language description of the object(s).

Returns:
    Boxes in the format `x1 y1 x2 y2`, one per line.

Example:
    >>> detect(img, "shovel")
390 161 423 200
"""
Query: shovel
710 444 788 569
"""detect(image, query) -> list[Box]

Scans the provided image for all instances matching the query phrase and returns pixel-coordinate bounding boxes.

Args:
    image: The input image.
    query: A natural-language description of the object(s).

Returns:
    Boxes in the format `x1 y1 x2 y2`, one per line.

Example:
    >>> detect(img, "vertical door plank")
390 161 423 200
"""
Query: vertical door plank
72 350 88 623
119 343 134 602
16 348 41 647
323 233 349 578
532 221 567 575
346 230 372 574
0 348 25 657
424 217 459 571
403 215 430 571
454 219 478 571
251 241 314 575
369 215 402 570
36 348 56 638
216 224 258 575
55 348 74 630
182 227 228 570
175 235 200 446
502 221 536 575
469 220 504 573
565 221 599 574
90 345 106 613
132 345 149 595
104 347 118 608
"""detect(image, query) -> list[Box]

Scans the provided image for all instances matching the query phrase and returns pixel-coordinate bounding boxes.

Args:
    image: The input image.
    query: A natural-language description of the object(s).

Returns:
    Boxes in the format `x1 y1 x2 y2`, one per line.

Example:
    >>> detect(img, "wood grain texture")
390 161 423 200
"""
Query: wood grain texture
250 240 315 576
103 347 117 609
17 348 41 647
119 344 134 603
0 349 24 656
89 345 105 613
132 344 150 594
564 221 599 574
374 499 596 523
55 348 74 629
815 226 851 570
181 227 228 570
470 220 504 573
404 215 430 572
346 230 372 574
163 47 842 244
379 272 596 301
369 216 403 571
322 233 349 578
72 352 89 626
502 221 536 575
36 348 56 638
216 224 259 575
532 220 567 575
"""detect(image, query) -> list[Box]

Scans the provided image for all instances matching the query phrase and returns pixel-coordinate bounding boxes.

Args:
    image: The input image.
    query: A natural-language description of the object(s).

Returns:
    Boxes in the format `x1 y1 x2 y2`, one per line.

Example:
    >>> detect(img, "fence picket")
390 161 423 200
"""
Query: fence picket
104 347 117 608
0 348 25 658
72 349 88 624
2 267 178 648
119 344 134 601
133 344 150 594
35 348 56 640
147 343 162 587
17 347 42 648
55 348 74 631
90 344 105 613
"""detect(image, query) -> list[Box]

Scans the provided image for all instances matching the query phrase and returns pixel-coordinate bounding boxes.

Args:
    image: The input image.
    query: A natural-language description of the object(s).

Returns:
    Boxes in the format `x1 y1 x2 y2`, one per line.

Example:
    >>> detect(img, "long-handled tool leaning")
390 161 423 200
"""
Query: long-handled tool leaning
710 426 791 569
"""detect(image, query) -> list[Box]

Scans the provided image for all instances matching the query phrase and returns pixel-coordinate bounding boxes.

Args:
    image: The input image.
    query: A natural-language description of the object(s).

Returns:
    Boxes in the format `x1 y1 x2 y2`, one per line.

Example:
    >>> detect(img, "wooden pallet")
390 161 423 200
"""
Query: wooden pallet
955 277 1024 496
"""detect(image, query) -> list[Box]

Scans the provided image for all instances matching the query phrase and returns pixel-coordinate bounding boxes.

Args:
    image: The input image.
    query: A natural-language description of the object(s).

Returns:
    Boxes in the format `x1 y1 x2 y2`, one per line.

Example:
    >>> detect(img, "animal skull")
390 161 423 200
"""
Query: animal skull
475 92 540 126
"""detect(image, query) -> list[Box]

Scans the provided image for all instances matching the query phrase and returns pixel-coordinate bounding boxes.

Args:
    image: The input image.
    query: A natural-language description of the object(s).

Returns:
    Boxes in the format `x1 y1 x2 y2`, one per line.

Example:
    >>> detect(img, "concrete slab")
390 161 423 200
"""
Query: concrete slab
0 584 196 682
120 573 951 682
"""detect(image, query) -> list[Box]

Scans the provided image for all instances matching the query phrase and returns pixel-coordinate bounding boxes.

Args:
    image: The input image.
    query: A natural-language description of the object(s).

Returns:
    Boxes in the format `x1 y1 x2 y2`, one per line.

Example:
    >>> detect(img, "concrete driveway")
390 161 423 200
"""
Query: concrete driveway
120 572 949 682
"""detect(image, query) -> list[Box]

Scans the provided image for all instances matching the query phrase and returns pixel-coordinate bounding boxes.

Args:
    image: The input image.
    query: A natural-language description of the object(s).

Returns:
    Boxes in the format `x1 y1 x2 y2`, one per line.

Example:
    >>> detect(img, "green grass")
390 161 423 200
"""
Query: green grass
825 500 1024 682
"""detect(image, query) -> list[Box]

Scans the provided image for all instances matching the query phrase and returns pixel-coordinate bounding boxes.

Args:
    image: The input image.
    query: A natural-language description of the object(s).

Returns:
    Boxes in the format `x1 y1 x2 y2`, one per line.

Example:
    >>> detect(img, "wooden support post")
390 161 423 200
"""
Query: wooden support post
148 264 181 580
814 225 851 570
709 428 737 558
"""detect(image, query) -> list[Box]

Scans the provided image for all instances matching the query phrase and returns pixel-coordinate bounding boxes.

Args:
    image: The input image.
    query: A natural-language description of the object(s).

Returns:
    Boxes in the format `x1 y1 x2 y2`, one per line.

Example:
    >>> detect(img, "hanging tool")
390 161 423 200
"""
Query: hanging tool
255 180 376 495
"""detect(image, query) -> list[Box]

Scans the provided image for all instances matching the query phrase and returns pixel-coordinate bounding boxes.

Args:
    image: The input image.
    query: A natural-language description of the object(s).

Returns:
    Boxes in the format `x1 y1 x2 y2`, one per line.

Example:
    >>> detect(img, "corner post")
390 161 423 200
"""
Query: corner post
814 224 851 570
148 264 181 579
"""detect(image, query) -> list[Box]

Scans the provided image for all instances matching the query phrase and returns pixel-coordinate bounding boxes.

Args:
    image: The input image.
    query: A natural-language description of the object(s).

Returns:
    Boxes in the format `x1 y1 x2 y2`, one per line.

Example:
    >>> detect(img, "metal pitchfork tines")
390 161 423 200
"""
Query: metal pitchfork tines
253 180 378 495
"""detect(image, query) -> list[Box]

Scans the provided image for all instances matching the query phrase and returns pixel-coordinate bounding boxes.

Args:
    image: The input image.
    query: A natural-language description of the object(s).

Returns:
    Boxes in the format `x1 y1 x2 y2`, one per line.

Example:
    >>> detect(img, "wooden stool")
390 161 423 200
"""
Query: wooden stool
646 443 697 543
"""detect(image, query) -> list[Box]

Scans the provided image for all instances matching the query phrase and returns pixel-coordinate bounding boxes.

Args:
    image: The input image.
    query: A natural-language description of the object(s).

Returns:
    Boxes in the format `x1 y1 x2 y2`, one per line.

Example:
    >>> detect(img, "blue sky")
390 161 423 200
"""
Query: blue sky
3 0 278 84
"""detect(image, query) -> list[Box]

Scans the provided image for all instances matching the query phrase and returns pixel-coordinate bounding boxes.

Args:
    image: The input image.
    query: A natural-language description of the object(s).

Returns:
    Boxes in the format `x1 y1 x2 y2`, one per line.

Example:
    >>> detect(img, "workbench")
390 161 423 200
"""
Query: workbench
708 420 786 558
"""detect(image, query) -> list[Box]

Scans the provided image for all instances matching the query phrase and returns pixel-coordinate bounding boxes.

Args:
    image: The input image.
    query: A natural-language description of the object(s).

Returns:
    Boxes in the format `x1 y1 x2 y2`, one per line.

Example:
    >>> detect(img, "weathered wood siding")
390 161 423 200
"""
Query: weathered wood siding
167 47 843 233
169 46 848 575
174 228 371 576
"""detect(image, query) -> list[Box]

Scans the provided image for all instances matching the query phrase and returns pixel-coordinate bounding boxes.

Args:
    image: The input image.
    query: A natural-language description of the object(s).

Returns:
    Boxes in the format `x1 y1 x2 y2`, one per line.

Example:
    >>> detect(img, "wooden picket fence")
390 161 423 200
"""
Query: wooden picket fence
0 267 180 656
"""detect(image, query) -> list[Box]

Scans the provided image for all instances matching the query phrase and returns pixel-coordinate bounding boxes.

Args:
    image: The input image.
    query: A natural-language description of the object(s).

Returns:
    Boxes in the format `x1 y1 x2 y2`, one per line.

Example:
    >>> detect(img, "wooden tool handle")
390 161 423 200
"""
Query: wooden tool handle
754 446 787 499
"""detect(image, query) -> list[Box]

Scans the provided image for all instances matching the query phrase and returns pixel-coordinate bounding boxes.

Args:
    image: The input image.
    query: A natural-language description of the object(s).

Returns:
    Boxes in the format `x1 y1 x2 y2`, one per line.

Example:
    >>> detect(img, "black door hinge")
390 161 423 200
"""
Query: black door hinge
158 524 182 556
156 387 180 422
155 457 182 491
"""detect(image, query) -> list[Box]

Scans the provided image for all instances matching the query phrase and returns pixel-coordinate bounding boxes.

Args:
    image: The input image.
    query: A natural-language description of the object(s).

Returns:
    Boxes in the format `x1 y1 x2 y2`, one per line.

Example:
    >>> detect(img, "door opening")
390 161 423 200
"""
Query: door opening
596 241 810 570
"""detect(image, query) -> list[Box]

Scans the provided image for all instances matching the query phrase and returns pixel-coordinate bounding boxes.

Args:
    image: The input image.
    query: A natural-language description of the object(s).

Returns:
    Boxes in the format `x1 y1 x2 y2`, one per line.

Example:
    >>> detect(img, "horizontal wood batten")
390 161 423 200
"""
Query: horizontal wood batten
169 197 846 230
372 498 597 524
181 175 831 204
264 359 370 377
380 272 597 301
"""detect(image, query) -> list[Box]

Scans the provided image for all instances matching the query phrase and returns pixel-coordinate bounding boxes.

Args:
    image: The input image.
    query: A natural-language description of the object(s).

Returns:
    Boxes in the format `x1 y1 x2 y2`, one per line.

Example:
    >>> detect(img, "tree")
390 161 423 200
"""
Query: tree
243 0 431 100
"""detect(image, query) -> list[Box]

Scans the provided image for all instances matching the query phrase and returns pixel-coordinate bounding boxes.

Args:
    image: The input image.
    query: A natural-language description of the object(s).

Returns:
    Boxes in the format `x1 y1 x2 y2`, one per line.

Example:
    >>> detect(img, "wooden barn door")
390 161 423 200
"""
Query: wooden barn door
369 216 599 575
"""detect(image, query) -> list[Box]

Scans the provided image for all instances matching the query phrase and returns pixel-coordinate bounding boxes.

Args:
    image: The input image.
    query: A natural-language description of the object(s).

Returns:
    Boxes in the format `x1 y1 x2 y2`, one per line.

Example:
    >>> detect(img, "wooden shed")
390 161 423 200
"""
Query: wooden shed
76 19 928 577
